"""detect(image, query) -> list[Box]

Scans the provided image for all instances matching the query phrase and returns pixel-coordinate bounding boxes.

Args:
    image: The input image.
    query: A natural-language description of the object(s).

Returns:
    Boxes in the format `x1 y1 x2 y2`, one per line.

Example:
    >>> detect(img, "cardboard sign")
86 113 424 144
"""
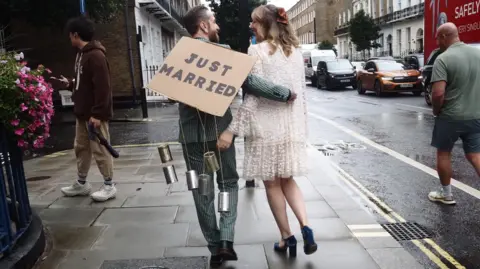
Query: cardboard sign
147 37 256 116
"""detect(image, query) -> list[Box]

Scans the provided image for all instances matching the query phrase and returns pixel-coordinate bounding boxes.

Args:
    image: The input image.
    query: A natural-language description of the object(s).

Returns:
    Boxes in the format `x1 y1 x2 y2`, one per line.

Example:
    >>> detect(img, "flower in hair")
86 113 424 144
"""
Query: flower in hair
277 7 288 25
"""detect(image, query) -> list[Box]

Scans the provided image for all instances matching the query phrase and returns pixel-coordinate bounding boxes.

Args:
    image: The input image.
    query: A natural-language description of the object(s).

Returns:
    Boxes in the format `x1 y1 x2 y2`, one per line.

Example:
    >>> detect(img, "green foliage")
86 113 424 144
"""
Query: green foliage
2 0 124 28
349 10 381 52
207 0 266 50
317 40 337 56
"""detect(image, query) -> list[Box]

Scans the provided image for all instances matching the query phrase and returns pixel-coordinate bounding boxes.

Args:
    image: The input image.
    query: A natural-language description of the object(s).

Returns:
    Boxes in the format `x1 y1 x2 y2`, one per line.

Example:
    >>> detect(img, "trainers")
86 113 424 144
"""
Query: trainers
428 190 456 205
91 184 117 202
61 181 92 197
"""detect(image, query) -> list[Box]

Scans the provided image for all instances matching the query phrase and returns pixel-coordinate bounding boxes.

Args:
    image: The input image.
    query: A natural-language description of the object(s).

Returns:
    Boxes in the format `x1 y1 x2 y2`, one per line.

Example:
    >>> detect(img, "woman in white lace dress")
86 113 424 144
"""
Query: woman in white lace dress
217 4 317 257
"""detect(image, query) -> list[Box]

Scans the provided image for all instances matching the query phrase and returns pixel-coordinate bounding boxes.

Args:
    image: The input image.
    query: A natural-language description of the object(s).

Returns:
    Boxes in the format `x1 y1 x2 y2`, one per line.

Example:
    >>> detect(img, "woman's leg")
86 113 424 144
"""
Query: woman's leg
264 178 292 245
280 177 308 227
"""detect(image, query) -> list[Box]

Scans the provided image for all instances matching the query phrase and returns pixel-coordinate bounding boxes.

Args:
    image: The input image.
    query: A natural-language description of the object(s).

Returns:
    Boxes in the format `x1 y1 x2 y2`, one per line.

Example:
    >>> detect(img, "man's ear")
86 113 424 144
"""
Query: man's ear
199 21 208 33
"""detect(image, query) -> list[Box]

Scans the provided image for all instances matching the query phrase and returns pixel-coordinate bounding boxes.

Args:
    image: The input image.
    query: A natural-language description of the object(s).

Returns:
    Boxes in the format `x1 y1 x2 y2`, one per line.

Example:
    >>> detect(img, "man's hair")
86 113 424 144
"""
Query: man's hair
183 5 210 36
66 16 95 41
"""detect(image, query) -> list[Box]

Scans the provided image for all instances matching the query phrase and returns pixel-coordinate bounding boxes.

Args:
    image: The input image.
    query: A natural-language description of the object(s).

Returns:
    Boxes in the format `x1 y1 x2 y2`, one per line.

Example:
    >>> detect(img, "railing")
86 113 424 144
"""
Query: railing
334 23 350 36
156 0 183 25
390 2 424 22
143 65 169 101
0 124 32 257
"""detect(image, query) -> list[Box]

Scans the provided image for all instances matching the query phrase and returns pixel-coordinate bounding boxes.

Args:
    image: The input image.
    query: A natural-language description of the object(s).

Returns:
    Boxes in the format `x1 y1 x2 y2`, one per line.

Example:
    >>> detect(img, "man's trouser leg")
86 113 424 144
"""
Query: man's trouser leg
182 142 220 254
75 119 92 178
209 140 239 243
75 120 113 180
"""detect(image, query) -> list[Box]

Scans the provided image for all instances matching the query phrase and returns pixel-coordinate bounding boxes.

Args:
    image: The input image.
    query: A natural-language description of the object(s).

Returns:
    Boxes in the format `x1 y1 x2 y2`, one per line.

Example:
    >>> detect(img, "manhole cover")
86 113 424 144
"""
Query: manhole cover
381 222 433 241
26 176 51 182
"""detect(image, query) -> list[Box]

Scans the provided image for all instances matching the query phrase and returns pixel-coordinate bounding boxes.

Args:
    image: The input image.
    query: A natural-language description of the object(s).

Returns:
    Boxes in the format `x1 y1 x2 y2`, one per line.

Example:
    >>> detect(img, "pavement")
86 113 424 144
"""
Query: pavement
26 141 422 268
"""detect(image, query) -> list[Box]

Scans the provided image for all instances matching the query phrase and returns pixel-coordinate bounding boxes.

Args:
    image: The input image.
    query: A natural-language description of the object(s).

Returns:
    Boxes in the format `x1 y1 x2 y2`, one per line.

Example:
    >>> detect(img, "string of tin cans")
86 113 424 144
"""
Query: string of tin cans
157 109 230 213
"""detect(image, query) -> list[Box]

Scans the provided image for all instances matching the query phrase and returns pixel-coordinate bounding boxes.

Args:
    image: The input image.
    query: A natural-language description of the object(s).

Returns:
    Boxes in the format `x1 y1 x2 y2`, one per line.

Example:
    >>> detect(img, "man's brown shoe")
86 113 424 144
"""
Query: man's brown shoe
218 240 238 261
210 255 224 268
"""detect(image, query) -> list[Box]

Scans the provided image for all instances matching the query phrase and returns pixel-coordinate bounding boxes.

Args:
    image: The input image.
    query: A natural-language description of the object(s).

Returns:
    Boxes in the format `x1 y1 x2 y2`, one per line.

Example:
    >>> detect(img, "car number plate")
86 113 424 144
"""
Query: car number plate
400 84 413 88
341 79 350 83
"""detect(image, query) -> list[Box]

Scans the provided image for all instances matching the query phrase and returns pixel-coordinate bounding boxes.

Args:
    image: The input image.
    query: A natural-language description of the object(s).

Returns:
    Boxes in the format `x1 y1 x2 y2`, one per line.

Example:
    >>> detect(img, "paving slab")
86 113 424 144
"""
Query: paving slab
92 223 190 250
264 239 380 269
100 256 208 269
39 208 104 226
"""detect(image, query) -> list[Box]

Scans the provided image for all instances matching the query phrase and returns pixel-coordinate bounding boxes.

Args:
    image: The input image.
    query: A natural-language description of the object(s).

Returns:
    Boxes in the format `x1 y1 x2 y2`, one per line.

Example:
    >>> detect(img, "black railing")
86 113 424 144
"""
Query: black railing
334 24 350 36
0 125 32 257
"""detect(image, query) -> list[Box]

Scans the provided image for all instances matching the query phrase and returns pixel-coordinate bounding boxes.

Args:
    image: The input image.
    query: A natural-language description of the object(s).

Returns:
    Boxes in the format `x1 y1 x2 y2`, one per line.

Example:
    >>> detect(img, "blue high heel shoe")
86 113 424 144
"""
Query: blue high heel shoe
301 226 318 255
274 235 297 257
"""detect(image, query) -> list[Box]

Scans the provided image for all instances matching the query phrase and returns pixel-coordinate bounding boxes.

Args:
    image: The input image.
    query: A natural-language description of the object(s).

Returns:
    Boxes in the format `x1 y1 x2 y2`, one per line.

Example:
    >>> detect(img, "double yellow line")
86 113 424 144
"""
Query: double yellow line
332 163 465 269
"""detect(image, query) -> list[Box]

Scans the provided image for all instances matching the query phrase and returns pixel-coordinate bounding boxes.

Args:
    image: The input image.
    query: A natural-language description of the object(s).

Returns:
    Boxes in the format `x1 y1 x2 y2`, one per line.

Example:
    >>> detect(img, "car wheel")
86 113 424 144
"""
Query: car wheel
374 80 382 97
357 80 366 94
352 82 357 90
413 91 422 96
316 77 321 89
424 84 432 106
311 76 317 86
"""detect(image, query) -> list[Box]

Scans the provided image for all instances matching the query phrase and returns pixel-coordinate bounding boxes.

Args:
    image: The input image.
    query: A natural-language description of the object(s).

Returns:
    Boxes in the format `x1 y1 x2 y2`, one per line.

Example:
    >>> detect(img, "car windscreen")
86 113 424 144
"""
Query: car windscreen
312 56 336 67
326 60 353 70
417 56 424 67
376 61 407 71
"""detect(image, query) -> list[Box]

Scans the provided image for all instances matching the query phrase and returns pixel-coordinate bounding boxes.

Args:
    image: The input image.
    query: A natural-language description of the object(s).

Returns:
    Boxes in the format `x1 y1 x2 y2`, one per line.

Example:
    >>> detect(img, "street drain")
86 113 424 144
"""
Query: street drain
26 176 51 182
381 222 433 241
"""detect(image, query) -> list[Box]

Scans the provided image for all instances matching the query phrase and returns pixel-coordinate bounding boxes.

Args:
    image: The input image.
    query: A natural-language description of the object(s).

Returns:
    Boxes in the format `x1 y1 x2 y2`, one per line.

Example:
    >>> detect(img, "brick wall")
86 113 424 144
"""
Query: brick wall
9 3 142 100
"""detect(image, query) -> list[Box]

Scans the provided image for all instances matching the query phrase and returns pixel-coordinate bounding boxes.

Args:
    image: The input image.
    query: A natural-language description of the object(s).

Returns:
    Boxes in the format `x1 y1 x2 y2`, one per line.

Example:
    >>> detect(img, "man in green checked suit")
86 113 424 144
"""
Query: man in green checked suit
181 6 296 268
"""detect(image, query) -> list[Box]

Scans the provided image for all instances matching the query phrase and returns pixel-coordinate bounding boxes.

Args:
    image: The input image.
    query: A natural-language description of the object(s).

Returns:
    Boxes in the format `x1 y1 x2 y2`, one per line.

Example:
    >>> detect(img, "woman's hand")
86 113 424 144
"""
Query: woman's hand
217 131 234 151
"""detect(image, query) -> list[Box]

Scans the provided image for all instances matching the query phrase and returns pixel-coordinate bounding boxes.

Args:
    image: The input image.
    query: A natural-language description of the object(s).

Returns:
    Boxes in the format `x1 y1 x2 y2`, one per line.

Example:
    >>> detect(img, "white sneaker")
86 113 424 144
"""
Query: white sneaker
428 190 456 205
91 184 117 202
61 181 92 197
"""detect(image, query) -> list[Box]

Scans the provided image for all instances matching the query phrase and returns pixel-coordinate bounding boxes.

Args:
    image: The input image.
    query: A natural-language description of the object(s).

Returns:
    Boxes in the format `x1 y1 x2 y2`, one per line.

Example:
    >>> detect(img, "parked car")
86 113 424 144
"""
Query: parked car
404 54 424 71
356 60 423 96
368 56 395 61
315 59 357 90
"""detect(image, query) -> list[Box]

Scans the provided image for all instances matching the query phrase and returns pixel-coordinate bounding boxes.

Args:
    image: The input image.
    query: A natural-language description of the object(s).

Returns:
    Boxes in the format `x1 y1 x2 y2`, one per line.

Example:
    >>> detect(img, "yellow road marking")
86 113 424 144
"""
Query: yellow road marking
423 239 467 269
411 240 450 269
332 162 463 269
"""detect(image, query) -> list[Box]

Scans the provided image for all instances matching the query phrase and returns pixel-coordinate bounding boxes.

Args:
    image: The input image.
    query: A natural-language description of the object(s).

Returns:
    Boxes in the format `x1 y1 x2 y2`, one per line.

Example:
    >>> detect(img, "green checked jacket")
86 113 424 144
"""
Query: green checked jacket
178 37 291 143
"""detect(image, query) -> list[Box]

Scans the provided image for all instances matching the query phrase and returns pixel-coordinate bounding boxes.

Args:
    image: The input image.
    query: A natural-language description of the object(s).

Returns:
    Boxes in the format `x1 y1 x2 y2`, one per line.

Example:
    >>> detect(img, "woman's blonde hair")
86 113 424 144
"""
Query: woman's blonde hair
252 4 300 57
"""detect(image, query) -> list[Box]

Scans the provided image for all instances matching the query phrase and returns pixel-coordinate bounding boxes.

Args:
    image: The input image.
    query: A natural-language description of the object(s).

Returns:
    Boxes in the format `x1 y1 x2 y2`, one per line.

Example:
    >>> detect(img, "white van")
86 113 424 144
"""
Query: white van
304 49 337 85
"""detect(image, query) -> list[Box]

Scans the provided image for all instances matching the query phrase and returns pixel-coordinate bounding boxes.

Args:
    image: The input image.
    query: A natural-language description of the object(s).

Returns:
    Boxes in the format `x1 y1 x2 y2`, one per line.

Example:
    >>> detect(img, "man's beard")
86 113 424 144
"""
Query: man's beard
207 27 219 43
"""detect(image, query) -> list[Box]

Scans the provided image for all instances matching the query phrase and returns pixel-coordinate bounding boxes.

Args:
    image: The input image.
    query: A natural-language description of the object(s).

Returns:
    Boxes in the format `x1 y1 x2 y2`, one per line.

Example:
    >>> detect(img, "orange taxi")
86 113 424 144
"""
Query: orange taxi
356 60 423 96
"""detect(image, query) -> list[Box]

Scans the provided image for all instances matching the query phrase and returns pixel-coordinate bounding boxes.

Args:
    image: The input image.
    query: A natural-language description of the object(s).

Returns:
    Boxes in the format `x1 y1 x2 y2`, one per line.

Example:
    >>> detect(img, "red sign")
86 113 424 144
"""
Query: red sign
424 0 480 62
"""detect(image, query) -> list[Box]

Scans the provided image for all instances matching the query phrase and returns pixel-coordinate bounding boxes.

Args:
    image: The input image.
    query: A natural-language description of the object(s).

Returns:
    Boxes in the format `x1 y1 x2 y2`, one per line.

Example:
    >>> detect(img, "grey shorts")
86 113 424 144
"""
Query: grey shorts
431 118 480 153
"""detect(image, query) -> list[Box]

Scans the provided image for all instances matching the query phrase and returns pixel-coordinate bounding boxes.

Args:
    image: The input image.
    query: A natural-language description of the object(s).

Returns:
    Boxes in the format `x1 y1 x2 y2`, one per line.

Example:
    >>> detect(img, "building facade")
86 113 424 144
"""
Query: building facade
334 0 424 60
287 0 316 44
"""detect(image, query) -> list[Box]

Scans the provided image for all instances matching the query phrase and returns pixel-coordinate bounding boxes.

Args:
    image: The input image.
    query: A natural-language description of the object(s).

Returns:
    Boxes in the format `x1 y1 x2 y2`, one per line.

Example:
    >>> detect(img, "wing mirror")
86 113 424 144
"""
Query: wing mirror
307 63 312 68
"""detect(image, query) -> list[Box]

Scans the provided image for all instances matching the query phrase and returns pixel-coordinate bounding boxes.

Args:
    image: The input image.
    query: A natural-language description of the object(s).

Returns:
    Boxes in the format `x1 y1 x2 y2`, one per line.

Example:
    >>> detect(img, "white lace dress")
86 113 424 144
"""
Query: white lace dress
227 42 308 181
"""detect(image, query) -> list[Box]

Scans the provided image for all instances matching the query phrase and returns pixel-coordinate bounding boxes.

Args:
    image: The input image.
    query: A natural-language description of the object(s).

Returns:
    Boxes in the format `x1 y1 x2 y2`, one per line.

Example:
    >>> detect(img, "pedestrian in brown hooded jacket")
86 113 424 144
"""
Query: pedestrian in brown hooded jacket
51 16 116 202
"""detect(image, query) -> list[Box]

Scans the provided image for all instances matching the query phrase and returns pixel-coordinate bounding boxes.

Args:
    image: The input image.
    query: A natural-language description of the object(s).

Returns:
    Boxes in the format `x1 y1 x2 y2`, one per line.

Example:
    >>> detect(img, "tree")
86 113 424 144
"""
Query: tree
349 10 381 59
207 0 266 51
317 40 337 56
1 0 125 28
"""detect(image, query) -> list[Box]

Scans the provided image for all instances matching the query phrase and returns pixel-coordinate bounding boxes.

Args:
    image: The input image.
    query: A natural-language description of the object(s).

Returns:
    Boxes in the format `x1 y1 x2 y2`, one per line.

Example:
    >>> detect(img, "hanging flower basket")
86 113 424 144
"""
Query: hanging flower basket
0 52 54 150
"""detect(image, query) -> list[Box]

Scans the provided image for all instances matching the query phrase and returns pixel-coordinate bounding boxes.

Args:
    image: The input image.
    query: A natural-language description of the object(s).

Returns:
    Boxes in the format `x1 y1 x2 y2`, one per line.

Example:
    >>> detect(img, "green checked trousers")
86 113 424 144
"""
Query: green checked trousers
181 139 239 254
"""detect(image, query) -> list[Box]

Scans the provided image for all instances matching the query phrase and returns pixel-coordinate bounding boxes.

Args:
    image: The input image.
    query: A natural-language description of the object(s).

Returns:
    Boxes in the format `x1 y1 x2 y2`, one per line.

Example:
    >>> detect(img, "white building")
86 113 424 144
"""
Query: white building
335 0 424 60
134 0 201 101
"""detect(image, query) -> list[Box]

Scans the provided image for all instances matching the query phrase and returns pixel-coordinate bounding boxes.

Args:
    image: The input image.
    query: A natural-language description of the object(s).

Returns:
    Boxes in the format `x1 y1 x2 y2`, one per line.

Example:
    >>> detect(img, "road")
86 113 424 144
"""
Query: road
304 83 480 269
38 83 480 268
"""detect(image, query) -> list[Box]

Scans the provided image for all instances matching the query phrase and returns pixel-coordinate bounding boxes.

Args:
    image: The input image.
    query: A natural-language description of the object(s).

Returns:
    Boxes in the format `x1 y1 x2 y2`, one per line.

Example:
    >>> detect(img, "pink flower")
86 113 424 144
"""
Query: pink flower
11 119 20 126
15 128 24 136
17 140 26 148
20 103 28 111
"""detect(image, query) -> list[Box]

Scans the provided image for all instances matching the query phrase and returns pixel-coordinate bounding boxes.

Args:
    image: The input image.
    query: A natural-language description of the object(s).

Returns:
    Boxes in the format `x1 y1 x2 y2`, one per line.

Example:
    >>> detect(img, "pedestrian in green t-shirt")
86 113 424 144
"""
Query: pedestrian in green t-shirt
429 22 480 205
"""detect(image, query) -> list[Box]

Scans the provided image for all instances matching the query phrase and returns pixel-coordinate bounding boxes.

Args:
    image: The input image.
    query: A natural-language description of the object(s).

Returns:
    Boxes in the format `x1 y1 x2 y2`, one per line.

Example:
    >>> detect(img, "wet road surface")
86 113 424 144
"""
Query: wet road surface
305 84 480 268
37 83 480 268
